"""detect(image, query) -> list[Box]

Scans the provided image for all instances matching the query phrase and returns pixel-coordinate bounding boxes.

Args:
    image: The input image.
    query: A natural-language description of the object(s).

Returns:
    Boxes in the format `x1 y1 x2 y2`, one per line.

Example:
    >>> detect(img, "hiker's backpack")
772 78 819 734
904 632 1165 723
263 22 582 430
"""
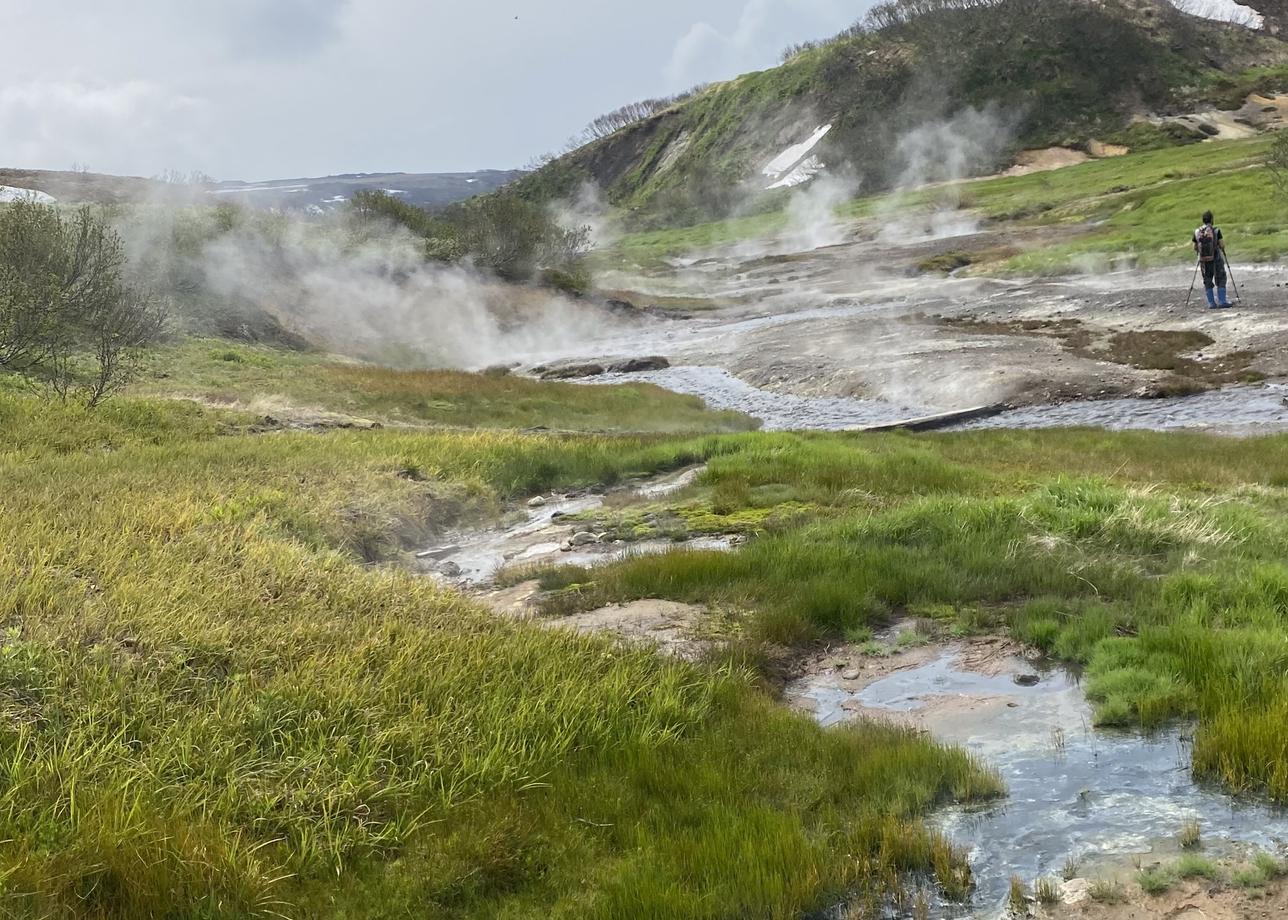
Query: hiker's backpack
1197 225 1218 262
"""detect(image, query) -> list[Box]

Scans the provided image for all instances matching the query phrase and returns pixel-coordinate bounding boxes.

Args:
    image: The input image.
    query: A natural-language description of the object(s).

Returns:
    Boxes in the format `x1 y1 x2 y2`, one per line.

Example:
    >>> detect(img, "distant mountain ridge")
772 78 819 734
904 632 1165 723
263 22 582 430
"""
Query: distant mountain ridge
207 170 525 212
0 167 524 211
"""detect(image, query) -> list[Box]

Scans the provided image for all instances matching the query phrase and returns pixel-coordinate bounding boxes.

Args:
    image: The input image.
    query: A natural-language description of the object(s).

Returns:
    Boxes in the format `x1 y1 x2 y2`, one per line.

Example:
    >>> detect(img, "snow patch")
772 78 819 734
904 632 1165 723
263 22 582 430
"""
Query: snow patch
763 124 832 189
0 186 56 204
1166 0 1264 28
767 155 826 190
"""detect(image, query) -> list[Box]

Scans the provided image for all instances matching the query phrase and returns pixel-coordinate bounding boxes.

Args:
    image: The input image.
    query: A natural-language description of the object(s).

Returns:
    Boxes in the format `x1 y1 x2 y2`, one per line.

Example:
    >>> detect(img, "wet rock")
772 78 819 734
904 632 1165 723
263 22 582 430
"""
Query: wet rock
1013 674 1041 687
570 532 598 547
527 496 548 508
416 545 460 560
608 356 670 373
438 561 462 578
539 362 606 380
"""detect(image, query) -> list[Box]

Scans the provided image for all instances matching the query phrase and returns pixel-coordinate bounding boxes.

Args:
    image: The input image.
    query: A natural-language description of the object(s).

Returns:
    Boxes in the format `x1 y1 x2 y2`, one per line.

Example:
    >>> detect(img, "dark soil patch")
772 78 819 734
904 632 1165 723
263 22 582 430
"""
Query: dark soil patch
935 317 1266 390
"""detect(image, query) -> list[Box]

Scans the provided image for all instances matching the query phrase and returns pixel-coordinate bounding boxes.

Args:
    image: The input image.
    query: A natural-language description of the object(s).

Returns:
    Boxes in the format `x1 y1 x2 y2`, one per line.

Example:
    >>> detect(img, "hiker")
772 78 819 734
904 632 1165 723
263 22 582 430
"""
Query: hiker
1192 211 1231 309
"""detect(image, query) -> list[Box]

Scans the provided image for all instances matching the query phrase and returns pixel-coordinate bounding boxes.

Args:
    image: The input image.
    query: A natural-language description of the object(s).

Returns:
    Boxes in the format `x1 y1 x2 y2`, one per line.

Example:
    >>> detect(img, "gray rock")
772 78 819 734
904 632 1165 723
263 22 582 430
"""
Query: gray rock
841 669 862 681
527 496 548 508
1013 673 1041 687
438 561 463 578
608 355 670 373
539 362 606 380
570 532 598 547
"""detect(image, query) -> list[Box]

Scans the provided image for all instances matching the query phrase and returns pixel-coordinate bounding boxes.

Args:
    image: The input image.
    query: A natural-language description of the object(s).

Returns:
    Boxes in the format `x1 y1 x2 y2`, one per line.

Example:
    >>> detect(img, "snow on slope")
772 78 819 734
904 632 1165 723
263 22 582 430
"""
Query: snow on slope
1166 0 1264 28
0 186 56 204
763 125 832 189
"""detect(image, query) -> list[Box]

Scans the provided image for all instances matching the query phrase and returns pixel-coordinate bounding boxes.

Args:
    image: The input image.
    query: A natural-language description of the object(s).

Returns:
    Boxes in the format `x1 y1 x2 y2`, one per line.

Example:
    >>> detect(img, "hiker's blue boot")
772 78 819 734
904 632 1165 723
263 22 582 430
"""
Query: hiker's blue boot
1205 288 1217 309
1218 286 1232 308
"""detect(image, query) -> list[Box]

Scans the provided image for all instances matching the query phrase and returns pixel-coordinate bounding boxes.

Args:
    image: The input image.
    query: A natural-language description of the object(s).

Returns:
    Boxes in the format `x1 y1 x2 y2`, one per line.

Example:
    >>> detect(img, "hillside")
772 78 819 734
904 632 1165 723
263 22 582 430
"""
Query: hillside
513 0 1288 228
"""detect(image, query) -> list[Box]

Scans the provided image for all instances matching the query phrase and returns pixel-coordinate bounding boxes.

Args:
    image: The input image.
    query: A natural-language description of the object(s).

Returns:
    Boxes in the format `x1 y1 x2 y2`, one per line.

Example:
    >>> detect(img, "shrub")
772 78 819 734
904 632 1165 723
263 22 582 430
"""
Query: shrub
0 199 164 406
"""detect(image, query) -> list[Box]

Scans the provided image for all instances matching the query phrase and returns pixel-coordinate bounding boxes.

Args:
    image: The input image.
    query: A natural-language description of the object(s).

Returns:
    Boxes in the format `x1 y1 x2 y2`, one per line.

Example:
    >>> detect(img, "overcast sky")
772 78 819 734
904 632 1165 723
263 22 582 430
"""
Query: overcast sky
1 0 867 181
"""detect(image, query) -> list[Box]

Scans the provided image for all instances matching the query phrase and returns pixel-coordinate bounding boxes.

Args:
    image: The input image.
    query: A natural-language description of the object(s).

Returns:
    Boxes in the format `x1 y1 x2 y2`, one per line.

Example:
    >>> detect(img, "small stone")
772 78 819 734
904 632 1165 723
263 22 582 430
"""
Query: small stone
438 561 462 578
1013 674 1041 687
841 669 862 681
570 532 597 547
527 496 548 508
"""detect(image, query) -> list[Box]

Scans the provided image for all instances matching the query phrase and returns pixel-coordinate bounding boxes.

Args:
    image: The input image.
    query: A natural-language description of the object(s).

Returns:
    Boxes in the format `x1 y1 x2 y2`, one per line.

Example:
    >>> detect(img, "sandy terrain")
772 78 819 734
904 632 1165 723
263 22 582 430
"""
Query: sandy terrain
1046 877 1288 919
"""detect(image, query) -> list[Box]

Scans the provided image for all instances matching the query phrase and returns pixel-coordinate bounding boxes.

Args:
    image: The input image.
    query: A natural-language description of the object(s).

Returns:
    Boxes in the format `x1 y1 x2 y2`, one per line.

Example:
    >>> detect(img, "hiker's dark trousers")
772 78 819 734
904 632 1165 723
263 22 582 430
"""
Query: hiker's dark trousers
1201 257 1227 290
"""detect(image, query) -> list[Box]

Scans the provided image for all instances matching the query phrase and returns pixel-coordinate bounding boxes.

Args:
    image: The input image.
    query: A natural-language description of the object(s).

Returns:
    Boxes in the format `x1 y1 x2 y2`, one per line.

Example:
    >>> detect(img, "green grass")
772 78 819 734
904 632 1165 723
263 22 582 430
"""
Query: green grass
1137 864 1176 895
1232 850 1286 889
603 135 1288 275
0 395 1000 918
526 428 1288 801
129 339 755 434
1175 854 1222 881
1089 878 1127 904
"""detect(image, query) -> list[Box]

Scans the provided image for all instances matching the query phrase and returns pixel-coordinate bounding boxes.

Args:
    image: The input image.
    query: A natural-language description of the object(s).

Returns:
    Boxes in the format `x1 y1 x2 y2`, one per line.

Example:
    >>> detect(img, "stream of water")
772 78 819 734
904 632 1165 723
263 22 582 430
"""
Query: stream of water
592 365 1288 434
790 652 1288 918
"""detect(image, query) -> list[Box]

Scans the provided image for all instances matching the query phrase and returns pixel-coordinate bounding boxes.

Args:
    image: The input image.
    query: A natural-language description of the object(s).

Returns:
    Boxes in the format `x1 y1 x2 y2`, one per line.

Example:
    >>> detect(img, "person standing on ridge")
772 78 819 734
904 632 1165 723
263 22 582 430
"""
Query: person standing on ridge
1192 211 1231 309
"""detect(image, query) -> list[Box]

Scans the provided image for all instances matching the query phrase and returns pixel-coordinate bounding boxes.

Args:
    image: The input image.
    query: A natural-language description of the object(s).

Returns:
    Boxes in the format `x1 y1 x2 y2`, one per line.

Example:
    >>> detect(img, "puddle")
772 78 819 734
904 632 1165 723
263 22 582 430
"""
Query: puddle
418 466 733 587
789 650 1288 918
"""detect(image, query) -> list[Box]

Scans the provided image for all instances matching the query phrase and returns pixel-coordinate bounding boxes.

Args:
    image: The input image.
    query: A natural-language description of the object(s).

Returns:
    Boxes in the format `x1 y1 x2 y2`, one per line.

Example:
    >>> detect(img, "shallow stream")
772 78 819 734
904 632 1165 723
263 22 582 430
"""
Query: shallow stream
789 651 1288 918
593 365 1288 434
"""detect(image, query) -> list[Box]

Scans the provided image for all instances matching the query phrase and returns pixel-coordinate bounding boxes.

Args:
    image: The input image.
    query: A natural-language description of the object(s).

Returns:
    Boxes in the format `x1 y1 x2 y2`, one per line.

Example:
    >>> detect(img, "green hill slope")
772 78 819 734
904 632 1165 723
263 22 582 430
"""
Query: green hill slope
515 0 1288 228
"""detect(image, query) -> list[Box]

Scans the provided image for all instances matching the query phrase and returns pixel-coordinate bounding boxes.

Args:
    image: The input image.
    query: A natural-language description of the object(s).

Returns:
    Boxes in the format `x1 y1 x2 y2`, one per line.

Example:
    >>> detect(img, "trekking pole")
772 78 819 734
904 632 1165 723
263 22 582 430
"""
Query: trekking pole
1225 256 1243 304
1184 258 1201 307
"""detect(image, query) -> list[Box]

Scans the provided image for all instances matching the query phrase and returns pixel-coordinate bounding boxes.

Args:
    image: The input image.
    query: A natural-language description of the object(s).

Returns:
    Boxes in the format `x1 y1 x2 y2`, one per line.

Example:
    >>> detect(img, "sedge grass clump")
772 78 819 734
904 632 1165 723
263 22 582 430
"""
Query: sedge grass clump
1178 819 1202 849
1034 876 1061 905
1137 864 1177 895
1089 878 1127 904
1007 875 1031 916
1232 850 1286 889
1175 854 1222 881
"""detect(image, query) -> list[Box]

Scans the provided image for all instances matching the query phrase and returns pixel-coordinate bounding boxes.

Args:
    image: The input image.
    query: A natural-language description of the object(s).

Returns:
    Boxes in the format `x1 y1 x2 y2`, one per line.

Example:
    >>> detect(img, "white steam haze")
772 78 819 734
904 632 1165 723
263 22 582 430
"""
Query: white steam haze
120 205 626 370
880 105 1017 243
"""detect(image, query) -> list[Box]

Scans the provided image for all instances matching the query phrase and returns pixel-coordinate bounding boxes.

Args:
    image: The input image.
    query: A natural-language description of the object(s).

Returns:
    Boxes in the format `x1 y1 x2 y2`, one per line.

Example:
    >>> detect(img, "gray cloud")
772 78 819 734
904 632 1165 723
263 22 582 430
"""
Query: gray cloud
2 0 867 180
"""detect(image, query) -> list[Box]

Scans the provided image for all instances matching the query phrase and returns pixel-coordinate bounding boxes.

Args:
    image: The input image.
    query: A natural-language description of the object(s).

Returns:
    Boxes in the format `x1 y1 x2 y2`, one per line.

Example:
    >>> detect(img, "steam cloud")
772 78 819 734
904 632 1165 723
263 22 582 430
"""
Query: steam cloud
120 202 628 370
880 105 1016 242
